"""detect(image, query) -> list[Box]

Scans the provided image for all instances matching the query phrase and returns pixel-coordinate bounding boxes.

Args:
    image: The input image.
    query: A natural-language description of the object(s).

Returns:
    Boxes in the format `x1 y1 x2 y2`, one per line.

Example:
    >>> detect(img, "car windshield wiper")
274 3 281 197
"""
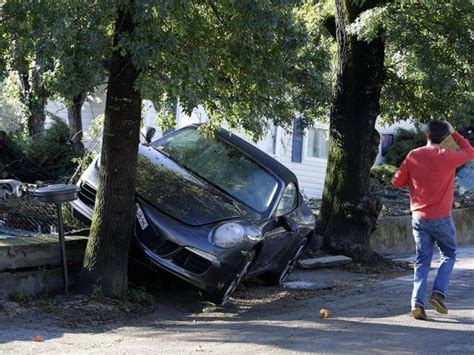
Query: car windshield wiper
151 144 170 158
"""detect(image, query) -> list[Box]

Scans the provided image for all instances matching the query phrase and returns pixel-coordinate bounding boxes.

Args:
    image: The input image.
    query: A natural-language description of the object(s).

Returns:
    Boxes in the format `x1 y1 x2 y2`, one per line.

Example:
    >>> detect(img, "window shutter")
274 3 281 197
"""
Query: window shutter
291 119 304 163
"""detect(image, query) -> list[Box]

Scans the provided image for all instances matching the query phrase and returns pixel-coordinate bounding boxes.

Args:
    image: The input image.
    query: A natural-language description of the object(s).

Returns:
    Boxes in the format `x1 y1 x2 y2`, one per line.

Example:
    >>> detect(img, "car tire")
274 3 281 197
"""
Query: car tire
261 237 308 286
203 253 254 306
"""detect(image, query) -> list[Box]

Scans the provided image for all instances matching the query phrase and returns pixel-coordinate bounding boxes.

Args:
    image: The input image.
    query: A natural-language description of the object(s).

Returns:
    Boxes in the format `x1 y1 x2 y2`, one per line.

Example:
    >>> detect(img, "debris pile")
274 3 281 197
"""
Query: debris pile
455 161 474 197
309 163 474 217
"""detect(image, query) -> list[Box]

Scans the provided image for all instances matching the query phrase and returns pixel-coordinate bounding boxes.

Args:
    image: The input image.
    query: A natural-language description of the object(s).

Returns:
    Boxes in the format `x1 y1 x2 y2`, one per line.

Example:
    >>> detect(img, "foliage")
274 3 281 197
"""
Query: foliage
370 164 398 183
0 0 51 133
1 1 471 135
1 0 333 138
8 291 32 303
69 151 97 184
125 287 154 306
347 0 473 127
384 129 425 167
9 119 80 180
127 0 333 138
62 204 87 232
0 85 23 131
91 282 154 306
91 284 106 303
0 1 110 105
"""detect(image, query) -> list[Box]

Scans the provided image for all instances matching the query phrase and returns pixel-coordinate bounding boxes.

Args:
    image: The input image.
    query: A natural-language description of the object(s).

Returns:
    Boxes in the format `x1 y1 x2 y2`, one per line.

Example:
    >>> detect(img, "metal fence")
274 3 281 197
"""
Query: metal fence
0 195 84 234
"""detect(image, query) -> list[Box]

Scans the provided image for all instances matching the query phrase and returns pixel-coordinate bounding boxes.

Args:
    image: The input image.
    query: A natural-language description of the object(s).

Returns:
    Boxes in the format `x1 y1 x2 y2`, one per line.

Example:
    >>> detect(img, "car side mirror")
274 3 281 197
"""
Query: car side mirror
140 126 156 144
277 215 298 233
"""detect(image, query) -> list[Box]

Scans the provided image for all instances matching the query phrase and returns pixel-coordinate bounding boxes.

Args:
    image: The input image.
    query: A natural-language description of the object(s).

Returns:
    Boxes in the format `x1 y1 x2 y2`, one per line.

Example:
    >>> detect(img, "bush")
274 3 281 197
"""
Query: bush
371 164 398 183
8 292 32 303
126 287 154 306
9 120 80 181
384 129 425 167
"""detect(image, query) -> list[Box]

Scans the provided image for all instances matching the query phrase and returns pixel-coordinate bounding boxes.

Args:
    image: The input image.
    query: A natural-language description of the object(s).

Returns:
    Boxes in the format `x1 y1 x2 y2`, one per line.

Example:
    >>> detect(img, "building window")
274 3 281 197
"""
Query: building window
381 134 395 156
307 128 328 159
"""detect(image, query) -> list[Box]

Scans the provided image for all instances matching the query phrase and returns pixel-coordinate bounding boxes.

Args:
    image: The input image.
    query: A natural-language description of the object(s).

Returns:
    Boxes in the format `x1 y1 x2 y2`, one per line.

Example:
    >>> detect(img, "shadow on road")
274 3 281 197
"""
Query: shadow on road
1 256 473 354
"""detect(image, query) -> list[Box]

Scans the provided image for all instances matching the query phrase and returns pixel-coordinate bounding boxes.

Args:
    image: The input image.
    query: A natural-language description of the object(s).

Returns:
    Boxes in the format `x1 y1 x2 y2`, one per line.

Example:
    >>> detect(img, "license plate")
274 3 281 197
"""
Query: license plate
136 204 149 230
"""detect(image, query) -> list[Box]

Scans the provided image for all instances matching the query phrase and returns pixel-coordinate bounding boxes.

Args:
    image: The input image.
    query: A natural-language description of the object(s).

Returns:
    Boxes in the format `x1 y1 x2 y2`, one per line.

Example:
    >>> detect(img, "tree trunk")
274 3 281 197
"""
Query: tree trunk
67 94 86 154
318 0 385 264
79 6 142 297
27 108 46 137
17 69 46 137
27 66 48 137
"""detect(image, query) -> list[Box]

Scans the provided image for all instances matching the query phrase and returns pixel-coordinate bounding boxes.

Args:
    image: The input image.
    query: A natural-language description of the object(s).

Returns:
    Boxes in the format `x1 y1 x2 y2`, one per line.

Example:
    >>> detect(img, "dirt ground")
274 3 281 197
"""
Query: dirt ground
2 248 474 354
0 256 412 341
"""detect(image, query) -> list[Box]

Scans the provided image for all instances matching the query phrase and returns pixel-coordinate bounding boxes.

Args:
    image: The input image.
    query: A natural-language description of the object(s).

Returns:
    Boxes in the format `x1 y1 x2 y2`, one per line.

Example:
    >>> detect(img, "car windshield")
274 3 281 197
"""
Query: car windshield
153 127 279 213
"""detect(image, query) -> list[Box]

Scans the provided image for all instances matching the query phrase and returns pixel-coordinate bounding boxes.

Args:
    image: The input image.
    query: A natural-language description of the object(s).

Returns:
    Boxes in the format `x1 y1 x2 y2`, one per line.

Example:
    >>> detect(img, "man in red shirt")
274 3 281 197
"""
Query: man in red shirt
392 120 474 320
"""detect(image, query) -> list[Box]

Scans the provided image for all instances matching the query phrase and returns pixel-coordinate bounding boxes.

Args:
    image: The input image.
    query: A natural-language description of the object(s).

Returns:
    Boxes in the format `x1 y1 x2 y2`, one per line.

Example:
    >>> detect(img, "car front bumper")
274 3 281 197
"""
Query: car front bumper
70 185 252 294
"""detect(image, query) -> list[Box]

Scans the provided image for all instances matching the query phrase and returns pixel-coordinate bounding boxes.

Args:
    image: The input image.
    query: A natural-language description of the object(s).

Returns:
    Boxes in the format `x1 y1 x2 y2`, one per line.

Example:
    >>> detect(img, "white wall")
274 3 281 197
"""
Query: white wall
272 127 328 198
45 92 106 151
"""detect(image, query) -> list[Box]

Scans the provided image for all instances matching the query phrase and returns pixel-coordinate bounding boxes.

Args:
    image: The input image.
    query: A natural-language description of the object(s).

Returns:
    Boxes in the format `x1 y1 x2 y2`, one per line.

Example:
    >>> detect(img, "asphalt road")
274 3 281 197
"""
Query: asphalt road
1 247 473 354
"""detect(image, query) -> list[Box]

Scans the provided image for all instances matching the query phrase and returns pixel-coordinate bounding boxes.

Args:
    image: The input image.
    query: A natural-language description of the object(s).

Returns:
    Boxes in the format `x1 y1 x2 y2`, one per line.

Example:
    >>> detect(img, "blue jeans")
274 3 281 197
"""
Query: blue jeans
411 217 457 308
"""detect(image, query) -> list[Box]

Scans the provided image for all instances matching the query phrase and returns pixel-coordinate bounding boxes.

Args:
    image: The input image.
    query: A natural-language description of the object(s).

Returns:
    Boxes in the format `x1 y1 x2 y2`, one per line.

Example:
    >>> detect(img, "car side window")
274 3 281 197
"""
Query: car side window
275 183 298 216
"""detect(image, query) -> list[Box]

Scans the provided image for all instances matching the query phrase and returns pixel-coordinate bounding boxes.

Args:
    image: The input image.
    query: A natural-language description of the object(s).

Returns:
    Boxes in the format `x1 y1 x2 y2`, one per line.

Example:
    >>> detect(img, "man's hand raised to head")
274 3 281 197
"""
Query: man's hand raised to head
444 121 455 134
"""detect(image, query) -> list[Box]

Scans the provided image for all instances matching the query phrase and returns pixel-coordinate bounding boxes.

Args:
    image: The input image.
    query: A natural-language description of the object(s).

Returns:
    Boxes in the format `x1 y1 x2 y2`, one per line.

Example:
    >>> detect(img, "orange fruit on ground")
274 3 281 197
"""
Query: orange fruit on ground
319 308 331 319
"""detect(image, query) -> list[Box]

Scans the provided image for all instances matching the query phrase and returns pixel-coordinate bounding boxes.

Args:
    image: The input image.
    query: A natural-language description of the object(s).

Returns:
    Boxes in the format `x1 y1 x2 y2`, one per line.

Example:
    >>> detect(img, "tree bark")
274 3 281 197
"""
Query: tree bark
27 108 46 137
318 0 385 264
17 68 47 137
79 6 142 297
67 94 86 154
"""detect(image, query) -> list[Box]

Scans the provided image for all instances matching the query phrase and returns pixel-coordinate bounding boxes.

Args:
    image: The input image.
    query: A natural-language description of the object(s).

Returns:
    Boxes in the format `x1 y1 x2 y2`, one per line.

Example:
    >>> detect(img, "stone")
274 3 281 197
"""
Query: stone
0 301 25 316
456 161 474 196
298 255 352 269
283 281 331 290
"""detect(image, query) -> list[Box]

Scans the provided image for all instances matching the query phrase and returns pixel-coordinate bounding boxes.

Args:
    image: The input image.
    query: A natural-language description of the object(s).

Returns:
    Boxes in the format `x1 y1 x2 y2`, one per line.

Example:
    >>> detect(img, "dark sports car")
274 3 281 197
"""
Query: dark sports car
71 125 315 305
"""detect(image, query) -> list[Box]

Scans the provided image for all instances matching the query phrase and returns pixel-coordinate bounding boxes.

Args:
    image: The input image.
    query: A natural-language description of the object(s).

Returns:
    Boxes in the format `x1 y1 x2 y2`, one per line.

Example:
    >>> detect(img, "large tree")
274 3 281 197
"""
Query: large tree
53 0 329 296
318 0 385 263
0 0 52 136
318 0 473 262
43 1 109 154
80 5 142 294
0 1 108 146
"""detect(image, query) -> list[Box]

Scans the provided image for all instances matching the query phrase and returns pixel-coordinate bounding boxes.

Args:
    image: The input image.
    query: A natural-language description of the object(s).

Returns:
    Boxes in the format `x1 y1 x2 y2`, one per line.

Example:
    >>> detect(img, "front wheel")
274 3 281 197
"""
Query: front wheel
203 254 254 306
261 238 308 286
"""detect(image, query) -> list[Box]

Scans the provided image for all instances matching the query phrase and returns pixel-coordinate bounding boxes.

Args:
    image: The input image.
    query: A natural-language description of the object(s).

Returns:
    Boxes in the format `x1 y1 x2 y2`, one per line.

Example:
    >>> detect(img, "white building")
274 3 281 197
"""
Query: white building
46 96 414 199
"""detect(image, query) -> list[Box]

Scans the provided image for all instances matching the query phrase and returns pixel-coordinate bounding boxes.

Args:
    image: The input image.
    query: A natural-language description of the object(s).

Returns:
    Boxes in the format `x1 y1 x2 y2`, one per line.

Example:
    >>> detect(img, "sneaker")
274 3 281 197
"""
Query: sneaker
411 305 427 320
430 292 448 314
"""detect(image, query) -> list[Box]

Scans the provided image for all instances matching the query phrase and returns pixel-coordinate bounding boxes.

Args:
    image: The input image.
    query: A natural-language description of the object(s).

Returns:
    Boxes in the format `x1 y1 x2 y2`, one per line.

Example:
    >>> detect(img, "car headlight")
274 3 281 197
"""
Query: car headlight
212 222 246 248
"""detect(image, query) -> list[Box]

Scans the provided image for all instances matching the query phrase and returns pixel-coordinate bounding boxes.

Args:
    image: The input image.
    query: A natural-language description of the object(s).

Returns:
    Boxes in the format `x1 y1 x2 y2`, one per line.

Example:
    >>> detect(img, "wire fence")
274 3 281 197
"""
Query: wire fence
0 117 102 236
0 195 85 235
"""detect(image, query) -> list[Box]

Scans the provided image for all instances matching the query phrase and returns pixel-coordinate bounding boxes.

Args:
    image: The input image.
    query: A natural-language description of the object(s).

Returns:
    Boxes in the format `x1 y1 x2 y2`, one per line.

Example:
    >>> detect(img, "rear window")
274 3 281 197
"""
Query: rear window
154 127 279 213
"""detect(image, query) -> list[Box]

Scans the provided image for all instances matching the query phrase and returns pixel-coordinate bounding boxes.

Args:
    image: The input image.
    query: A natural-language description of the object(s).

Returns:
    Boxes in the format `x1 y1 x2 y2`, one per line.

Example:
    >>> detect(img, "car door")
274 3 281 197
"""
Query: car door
250 183 300 273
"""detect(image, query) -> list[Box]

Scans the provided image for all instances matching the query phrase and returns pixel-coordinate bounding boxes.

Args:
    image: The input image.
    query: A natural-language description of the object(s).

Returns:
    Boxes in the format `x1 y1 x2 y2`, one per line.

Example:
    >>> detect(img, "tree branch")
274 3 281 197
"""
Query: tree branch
206 0 226 27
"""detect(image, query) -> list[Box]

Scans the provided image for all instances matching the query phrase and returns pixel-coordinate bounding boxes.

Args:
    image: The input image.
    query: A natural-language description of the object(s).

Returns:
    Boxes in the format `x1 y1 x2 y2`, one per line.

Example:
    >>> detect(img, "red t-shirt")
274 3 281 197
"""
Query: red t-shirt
392 132 474 220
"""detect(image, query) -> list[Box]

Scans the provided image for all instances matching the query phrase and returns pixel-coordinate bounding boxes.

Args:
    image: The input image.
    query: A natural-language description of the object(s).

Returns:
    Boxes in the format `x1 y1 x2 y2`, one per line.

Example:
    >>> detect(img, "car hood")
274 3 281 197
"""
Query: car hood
136 145 256 226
